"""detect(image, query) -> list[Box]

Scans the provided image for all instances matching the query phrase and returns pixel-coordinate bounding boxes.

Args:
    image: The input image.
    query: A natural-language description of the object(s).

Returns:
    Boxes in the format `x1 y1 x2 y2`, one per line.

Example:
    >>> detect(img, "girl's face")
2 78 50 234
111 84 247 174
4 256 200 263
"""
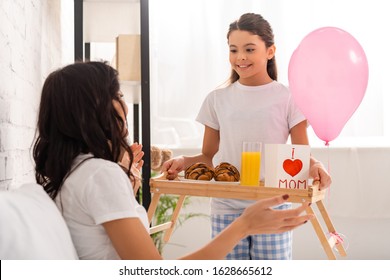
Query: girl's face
112 92 129 137
228 30 275 86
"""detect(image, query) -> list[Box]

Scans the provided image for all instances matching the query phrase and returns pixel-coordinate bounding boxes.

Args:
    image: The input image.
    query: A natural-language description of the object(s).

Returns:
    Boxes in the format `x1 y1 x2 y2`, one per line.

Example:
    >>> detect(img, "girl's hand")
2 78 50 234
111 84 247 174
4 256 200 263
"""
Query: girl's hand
310 161 331 190
161 156 185 180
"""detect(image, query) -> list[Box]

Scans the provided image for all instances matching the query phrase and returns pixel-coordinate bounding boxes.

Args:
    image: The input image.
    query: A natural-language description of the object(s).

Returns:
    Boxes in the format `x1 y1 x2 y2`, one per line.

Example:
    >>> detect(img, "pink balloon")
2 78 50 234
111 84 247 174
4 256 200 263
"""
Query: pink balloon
288 27 369 144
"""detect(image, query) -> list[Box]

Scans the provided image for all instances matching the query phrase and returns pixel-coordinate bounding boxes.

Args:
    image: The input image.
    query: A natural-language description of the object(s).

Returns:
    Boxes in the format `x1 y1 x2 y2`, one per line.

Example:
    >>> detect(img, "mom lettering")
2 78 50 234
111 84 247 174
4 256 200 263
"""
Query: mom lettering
278 179 307 190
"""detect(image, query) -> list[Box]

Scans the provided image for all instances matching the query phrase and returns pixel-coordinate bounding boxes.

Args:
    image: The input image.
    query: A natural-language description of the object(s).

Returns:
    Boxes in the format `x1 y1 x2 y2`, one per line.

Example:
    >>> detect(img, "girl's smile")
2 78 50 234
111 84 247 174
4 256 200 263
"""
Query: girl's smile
228 30 275 86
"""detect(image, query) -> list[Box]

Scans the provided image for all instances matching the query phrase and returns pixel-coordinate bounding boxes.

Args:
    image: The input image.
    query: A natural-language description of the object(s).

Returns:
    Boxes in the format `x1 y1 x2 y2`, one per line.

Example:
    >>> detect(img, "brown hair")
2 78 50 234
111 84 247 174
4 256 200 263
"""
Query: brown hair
33 61 134 199
227 13 277 84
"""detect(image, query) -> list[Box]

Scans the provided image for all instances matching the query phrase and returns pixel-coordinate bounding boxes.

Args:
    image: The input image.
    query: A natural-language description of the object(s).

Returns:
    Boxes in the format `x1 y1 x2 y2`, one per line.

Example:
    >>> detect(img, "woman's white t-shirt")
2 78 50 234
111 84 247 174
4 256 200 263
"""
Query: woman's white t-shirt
55 154 149 260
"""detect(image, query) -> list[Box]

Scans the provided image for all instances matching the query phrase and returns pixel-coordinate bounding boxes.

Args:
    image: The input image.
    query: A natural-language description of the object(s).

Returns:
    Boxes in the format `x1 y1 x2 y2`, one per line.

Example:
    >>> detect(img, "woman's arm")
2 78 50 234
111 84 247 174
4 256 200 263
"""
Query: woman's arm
103 195 312 260
103 218 162 260
180 195 311 259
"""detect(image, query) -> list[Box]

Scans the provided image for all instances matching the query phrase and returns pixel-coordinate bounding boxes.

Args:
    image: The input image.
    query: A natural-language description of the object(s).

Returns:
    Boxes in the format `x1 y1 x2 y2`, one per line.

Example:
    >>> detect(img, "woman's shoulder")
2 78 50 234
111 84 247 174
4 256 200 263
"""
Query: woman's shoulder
65 154 130 196
71 154 124 178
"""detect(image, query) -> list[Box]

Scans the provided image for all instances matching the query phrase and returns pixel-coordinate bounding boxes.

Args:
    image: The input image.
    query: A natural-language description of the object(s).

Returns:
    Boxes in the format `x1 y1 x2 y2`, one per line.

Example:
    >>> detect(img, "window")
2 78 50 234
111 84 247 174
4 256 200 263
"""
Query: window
149 0 390 148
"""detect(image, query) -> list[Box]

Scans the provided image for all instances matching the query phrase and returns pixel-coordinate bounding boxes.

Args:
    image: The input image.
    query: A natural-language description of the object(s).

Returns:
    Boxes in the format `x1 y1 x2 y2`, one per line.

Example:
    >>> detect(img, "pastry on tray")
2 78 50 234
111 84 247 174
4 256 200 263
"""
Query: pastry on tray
184 162 214 181
214 162 240 182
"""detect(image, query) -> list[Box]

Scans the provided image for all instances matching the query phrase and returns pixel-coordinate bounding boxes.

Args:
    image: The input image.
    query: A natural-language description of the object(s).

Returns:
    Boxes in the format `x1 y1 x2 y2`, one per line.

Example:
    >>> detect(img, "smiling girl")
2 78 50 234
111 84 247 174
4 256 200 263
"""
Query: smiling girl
162 13 331 260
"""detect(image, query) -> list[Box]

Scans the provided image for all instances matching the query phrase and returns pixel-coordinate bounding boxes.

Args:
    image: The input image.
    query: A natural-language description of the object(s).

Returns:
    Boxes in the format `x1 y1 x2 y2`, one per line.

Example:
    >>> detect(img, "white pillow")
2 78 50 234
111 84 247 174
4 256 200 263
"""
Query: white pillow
0 183 78 259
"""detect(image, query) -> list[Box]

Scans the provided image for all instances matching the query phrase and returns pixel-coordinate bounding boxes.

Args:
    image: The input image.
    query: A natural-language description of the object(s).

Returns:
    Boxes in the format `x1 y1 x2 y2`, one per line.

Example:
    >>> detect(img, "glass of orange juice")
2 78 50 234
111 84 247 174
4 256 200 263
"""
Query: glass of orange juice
240 142 261 186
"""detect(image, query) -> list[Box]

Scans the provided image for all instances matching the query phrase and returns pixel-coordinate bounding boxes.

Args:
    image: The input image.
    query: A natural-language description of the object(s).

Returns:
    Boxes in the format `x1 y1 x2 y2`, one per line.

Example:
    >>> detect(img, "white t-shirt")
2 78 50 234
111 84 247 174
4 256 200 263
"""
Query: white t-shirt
196 81 305 214
56 154 149 260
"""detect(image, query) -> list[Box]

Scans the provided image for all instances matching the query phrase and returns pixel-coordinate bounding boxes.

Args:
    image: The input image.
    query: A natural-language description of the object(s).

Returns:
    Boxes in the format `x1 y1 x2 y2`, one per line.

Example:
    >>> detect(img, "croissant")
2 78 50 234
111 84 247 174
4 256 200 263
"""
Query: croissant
185 163 214 181
214 162 240 182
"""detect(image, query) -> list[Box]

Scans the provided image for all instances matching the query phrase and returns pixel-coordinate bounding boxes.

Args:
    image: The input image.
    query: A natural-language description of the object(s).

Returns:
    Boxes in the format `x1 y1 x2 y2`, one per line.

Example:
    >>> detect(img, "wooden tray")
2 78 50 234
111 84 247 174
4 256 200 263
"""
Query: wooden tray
148 174 346 260
150 176 326 203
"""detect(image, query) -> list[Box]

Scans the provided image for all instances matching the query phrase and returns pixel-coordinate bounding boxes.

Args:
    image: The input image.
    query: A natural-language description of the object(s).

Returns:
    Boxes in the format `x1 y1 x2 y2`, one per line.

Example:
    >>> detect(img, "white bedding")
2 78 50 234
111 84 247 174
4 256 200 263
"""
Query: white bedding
0 183 78 260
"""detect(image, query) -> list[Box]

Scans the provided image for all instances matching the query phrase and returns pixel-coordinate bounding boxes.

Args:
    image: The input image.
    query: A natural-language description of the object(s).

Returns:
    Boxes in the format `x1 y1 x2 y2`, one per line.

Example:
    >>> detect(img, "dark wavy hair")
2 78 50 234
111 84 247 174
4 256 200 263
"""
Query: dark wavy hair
227 13 277 84
33 61 134 199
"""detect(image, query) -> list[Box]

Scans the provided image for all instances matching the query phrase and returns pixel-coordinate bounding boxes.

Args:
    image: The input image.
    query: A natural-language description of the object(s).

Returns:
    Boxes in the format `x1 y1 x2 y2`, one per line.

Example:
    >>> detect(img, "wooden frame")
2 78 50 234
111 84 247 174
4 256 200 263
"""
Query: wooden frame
74 0 152 209
148 174 347 260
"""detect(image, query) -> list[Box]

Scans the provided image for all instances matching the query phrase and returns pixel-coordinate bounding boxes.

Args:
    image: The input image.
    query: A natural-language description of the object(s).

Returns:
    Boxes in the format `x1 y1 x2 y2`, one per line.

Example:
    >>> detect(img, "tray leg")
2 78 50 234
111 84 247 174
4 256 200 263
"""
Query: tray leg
163 195 186 242
306 205 337 260
148 193 161 223
316 200 347 257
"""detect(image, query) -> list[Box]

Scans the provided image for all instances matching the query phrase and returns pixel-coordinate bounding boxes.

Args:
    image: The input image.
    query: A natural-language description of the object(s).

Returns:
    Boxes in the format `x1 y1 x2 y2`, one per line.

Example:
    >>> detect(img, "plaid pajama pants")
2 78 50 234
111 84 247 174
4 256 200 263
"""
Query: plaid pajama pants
211 203 292 260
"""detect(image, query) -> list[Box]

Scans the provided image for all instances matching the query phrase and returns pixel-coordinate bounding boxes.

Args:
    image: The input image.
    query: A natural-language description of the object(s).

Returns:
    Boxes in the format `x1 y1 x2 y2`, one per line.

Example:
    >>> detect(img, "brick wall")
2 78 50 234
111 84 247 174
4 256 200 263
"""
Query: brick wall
0 0 66 190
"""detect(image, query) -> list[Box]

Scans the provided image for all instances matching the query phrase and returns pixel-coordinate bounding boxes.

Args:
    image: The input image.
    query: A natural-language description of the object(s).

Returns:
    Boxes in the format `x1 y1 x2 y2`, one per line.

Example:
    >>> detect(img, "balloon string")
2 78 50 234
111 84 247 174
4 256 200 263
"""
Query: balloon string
325 141 331 210
324 142 348 254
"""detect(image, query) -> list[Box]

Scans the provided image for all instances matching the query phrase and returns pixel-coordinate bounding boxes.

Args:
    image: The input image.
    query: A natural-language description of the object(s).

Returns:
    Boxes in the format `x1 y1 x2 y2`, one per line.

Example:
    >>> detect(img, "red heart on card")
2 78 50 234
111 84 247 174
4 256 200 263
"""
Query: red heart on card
283 159 303 177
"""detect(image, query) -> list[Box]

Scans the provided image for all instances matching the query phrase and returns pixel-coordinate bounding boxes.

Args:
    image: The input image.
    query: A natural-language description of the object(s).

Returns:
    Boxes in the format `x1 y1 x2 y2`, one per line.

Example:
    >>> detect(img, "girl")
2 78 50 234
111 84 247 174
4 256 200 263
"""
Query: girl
33 61 312 260
162 13 331 260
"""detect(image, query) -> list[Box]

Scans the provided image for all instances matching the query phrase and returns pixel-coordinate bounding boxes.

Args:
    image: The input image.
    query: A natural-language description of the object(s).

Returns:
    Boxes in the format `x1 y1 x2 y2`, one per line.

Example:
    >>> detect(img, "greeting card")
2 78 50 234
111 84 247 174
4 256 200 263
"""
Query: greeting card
265 144 310 189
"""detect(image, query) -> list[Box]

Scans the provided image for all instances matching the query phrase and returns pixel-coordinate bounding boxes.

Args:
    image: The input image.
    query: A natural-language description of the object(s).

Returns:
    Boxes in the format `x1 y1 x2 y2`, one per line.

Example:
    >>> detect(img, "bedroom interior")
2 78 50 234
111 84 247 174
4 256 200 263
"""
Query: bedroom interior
0 0 389 262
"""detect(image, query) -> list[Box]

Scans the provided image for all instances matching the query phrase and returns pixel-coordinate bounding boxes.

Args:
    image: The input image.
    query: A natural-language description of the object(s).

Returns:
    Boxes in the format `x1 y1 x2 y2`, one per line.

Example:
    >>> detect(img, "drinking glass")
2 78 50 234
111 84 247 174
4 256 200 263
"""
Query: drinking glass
240 142 262 186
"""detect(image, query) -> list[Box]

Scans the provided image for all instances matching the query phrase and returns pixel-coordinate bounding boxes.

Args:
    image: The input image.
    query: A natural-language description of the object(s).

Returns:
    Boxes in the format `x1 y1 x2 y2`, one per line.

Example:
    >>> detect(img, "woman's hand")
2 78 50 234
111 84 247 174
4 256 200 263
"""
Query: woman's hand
237 195 314 235
119 143 144 194
130 143 144 194
130 164 142 195
181 194 314 259
130 143 144 168
161 156 185 180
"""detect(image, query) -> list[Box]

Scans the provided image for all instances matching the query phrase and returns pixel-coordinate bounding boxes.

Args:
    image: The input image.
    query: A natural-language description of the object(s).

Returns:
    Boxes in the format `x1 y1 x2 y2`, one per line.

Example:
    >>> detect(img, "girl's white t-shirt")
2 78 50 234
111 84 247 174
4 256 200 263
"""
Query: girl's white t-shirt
196 81 305 214
56 154 149 260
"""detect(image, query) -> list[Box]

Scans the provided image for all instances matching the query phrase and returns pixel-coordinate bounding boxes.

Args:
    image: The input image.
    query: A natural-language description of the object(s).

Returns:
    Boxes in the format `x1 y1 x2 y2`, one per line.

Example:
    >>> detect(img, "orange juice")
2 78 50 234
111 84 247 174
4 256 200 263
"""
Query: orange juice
240 151 261 186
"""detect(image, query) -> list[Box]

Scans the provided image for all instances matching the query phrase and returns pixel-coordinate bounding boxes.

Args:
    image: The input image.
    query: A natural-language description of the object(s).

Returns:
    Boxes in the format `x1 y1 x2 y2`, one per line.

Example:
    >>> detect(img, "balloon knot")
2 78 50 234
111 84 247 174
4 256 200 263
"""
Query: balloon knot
329 232 344 245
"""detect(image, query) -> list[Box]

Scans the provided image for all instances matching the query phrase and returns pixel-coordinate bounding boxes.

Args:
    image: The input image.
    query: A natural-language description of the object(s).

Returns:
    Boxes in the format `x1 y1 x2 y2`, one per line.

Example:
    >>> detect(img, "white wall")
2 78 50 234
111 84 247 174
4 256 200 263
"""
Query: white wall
0 0 72 190
162 147 390 260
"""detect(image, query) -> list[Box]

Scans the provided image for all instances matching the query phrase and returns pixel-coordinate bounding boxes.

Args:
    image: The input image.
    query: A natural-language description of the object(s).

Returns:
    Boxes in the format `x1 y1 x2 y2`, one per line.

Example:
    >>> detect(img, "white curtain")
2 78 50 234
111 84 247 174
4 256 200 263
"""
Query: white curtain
149 0 390 148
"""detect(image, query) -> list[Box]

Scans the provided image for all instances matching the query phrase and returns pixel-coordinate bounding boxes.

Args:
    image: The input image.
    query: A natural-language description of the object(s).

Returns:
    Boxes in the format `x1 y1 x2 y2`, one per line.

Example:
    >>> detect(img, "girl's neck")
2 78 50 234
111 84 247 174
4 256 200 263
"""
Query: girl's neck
238 76 273 86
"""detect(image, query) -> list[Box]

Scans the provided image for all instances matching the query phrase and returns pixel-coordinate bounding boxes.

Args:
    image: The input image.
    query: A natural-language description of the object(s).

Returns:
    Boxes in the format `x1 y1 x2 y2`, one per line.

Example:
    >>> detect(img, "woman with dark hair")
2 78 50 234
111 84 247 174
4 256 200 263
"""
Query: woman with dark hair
162 13 331 260
33 61 313 260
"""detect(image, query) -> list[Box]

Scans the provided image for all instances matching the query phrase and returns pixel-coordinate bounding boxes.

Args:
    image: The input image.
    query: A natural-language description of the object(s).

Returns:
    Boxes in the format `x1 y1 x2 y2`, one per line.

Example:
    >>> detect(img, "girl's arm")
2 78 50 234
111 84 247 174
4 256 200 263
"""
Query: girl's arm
290 120 332 189
162 126 219 180
290 120 309 145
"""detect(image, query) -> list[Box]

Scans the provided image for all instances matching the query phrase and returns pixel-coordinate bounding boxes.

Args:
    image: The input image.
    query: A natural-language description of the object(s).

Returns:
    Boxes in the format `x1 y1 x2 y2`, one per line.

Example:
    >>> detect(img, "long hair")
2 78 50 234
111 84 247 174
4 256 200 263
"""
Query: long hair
227 13 277 84
33 61 133 199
